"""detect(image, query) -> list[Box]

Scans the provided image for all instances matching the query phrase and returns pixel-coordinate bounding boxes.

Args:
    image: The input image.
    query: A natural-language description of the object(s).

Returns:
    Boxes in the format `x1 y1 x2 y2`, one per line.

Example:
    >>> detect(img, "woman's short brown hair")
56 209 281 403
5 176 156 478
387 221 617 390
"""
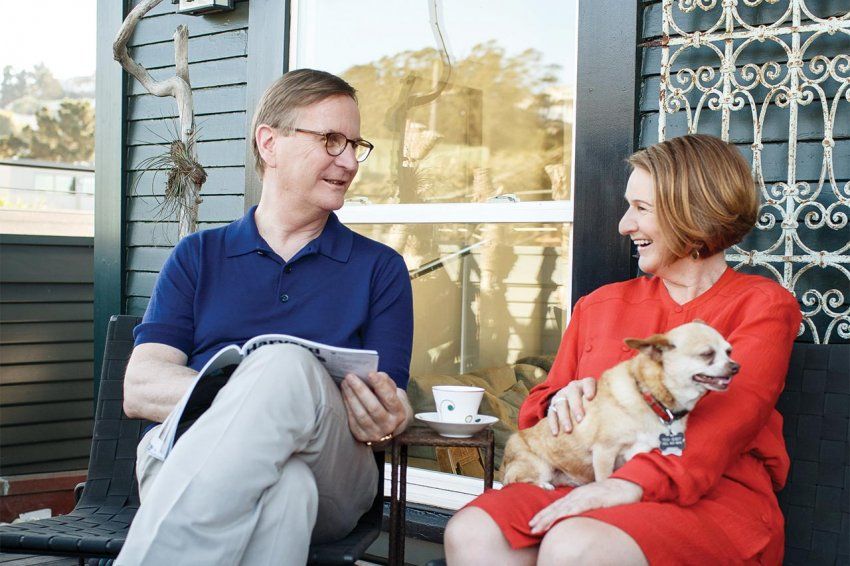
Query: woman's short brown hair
250 69 357 179
628 134 759 259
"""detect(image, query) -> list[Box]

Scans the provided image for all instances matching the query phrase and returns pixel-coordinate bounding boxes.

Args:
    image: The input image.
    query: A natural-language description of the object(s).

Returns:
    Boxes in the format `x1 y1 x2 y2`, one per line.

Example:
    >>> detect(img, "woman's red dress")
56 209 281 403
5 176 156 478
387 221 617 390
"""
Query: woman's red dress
467 268 801 564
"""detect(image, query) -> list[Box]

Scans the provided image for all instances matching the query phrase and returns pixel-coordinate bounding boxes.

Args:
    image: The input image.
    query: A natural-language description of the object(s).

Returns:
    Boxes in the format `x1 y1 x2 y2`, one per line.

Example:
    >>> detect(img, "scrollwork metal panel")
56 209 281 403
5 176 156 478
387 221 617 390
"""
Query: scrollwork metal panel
656 0 849 343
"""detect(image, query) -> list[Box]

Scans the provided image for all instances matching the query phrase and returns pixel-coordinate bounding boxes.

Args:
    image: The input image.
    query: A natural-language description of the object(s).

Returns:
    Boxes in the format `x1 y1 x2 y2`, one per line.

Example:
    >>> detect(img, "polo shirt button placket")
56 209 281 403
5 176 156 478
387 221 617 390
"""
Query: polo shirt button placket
279 293 289 303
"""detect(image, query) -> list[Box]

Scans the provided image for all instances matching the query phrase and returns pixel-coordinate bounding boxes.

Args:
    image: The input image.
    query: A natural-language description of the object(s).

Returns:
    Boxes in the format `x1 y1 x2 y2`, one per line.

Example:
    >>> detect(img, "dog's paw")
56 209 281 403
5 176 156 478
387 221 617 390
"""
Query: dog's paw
537 482 555 491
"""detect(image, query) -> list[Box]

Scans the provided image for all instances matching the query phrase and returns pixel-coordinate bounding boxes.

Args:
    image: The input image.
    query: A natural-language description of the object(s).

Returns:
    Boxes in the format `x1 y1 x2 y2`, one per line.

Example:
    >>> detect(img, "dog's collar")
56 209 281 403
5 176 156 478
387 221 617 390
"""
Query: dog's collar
640 391 689 424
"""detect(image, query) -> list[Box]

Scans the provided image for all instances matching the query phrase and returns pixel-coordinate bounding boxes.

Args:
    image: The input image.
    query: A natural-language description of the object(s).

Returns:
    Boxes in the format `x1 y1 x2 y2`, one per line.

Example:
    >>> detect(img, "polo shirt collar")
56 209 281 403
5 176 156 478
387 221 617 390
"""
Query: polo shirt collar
224 205 352 262
313 211 353 263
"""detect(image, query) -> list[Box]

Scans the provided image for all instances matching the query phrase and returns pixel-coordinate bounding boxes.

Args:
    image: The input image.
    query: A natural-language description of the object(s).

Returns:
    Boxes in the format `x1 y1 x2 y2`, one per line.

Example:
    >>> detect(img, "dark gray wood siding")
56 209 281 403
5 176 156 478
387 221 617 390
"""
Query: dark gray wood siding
125 0 249 316
0 235 94 475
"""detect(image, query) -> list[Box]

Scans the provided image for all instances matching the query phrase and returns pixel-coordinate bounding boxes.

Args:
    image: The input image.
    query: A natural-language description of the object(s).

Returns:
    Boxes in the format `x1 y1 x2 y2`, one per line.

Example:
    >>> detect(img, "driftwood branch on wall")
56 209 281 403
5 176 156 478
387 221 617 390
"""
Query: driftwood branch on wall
113 0 206 238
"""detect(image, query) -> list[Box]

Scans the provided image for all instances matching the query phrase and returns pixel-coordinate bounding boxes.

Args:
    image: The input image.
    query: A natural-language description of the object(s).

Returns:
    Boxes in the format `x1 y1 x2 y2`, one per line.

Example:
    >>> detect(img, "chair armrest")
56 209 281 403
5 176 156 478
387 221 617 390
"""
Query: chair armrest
74 482 85 503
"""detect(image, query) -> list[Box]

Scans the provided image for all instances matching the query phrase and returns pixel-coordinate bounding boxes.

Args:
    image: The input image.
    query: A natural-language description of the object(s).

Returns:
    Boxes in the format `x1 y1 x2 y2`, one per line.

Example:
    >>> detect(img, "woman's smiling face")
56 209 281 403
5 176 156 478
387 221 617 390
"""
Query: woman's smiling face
618 167 674 274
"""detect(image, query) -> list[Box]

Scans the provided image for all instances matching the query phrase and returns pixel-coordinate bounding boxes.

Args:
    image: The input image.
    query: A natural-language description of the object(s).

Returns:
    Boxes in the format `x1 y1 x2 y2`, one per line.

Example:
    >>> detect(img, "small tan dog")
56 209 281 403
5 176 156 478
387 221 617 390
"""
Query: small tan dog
502 321 739 489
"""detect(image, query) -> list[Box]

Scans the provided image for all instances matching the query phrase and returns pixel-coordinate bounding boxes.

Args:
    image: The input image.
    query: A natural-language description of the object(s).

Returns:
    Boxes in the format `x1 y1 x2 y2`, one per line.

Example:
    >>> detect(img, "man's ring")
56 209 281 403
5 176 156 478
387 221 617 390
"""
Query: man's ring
550 396 567 409
366 433 393 447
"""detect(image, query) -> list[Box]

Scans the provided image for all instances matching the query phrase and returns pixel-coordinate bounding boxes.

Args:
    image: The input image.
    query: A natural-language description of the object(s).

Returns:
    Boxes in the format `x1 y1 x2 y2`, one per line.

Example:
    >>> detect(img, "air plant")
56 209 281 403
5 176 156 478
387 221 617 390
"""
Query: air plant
132 121 206 236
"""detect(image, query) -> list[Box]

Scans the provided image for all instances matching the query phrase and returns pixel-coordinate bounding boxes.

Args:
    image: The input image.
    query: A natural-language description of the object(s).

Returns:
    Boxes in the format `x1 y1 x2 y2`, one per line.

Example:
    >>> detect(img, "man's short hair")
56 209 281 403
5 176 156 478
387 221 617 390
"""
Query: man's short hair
628 134 758 260
250 69 357 179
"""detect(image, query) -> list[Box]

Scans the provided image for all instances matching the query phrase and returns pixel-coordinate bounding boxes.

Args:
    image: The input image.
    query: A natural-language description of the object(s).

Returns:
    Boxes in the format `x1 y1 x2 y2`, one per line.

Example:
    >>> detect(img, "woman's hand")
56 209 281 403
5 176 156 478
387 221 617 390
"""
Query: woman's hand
341 372 412 445
529 479 643 534
547 377 597 435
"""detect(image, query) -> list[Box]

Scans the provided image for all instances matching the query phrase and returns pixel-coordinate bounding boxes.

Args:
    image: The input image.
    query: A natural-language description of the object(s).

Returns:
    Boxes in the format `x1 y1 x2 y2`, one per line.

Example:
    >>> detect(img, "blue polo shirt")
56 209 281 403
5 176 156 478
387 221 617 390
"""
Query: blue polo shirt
134 206 413 388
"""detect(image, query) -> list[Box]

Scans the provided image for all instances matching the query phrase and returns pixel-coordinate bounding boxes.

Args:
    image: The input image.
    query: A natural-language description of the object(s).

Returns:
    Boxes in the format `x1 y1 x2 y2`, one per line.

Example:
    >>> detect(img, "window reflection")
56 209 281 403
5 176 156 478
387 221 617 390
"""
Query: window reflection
297 0 576 205
352 223 569 474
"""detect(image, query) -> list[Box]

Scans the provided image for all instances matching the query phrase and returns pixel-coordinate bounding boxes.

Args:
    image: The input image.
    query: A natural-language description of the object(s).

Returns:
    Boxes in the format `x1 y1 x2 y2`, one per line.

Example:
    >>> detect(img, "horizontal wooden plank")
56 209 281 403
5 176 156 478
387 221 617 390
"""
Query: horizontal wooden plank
129 29 247 70
0 457 90 476
640 74 850 119
126 220 180 247
0 438 94 467
0 244 93 283
0 400 93 426
126 271 159 298
1 379 93 406
127 139 246 170
641 32 850 77
129 1 249 46
125 220 229 247
642 1 849 39
126 194 244 223
0 342 93 366
634 131 849 183
128 164 247 196
130 0 248 20
638 98 850 144
1 419 92 446
0 322 94 344
128 112 246 146
127 297 151 316
127 246 172 273
129 57 247 96
0 235 93 247
1 361 94 385
0 303 93 324
127 84 246 121
0 283 93 303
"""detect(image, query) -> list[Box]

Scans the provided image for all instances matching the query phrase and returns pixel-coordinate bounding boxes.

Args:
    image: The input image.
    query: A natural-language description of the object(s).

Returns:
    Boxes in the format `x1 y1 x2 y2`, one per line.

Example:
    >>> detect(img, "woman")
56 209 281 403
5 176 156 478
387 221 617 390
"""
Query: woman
445 134 801 565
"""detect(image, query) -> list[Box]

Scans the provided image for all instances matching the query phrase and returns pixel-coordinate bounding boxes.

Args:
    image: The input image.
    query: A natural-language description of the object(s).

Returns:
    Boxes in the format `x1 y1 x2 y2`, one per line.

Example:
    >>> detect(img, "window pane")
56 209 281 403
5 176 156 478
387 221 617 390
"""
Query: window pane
296 0 577 205
352 222 569 473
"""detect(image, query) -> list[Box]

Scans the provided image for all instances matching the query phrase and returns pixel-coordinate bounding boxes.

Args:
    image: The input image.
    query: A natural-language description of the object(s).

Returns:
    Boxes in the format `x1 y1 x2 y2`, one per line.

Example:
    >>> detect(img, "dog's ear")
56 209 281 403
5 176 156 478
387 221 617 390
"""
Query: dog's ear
625 334 674 362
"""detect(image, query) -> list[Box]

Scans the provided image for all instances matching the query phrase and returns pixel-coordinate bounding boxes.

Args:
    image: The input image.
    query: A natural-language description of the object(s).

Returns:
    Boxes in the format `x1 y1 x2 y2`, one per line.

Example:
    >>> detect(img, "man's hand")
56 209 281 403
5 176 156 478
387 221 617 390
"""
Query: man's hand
528 478 643 534
340 371 413 444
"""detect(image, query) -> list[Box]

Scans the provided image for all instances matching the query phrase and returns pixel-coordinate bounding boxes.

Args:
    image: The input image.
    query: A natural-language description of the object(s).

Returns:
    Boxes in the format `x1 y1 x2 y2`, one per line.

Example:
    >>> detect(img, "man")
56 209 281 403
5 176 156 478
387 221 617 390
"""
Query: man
116 69 414 565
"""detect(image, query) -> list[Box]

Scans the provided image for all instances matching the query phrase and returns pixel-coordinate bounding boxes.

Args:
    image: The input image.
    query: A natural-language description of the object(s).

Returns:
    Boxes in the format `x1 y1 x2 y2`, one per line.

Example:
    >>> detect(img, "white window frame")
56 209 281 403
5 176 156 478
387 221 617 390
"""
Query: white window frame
290 0 576 509
337 201 573 224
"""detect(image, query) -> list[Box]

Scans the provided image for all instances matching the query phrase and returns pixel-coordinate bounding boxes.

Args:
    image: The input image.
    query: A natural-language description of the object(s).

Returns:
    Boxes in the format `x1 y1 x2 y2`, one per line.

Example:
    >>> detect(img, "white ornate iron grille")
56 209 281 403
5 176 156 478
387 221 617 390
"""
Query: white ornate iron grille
652 0 849 343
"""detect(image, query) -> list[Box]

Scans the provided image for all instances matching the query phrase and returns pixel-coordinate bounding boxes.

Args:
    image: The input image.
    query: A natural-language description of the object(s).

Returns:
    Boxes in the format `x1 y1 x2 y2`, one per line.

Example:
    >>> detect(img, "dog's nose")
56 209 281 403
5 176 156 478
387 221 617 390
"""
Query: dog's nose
728 362 740 375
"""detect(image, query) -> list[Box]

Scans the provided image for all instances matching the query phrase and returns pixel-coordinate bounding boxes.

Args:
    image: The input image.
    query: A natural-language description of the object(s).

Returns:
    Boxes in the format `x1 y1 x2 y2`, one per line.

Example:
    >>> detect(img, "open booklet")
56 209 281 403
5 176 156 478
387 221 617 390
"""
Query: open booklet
146 334 379 461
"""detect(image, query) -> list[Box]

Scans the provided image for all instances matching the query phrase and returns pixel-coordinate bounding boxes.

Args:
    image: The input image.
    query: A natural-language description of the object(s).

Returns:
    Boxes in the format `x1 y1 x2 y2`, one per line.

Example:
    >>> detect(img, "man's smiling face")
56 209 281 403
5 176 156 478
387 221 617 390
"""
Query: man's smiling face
267 94 361 215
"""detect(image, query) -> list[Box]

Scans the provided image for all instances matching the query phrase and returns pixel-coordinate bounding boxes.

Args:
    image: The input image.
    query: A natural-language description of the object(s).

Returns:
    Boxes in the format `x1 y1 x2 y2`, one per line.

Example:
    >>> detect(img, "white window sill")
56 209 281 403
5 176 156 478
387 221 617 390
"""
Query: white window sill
383 464 503 511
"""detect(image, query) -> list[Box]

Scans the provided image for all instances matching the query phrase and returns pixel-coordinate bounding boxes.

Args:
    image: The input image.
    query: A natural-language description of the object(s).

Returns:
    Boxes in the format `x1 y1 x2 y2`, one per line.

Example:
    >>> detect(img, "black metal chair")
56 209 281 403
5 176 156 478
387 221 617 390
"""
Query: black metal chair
0 315 385 565
776 342 849 565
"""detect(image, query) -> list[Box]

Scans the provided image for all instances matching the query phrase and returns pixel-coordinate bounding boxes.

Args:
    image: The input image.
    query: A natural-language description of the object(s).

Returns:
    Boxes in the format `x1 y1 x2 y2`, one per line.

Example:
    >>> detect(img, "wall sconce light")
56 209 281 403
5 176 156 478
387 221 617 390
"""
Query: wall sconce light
173 0 235 15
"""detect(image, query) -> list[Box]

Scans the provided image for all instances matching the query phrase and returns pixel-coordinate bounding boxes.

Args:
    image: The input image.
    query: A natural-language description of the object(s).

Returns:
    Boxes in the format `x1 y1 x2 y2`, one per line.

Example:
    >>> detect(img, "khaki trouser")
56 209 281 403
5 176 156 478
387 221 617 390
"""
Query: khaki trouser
116 344 378 566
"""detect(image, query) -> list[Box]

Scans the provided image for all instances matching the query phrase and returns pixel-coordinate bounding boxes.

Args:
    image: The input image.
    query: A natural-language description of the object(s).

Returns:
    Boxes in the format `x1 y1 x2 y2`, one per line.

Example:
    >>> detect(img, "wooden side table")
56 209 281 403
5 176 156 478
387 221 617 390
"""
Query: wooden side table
387 426 495 566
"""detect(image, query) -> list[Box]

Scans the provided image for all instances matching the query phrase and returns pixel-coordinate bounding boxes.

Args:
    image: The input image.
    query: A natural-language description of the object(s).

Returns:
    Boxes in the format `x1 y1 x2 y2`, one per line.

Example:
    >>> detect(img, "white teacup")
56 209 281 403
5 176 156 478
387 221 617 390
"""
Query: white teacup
432 385 485 424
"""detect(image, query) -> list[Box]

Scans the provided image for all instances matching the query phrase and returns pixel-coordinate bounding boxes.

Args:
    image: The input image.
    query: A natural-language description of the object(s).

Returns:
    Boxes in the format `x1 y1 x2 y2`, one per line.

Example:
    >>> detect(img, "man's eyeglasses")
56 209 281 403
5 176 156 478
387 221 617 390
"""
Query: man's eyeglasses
292 128 374 162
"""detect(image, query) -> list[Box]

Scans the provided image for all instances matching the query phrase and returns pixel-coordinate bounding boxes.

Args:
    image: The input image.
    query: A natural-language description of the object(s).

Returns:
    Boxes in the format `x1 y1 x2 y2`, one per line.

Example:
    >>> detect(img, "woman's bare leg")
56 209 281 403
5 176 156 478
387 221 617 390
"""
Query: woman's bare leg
444 507 537 566
537 517 648 566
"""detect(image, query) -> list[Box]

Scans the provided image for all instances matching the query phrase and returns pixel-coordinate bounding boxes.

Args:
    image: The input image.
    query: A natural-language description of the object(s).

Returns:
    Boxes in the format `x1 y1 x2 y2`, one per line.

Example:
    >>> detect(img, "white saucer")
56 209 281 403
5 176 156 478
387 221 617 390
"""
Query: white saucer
415 412 499 438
